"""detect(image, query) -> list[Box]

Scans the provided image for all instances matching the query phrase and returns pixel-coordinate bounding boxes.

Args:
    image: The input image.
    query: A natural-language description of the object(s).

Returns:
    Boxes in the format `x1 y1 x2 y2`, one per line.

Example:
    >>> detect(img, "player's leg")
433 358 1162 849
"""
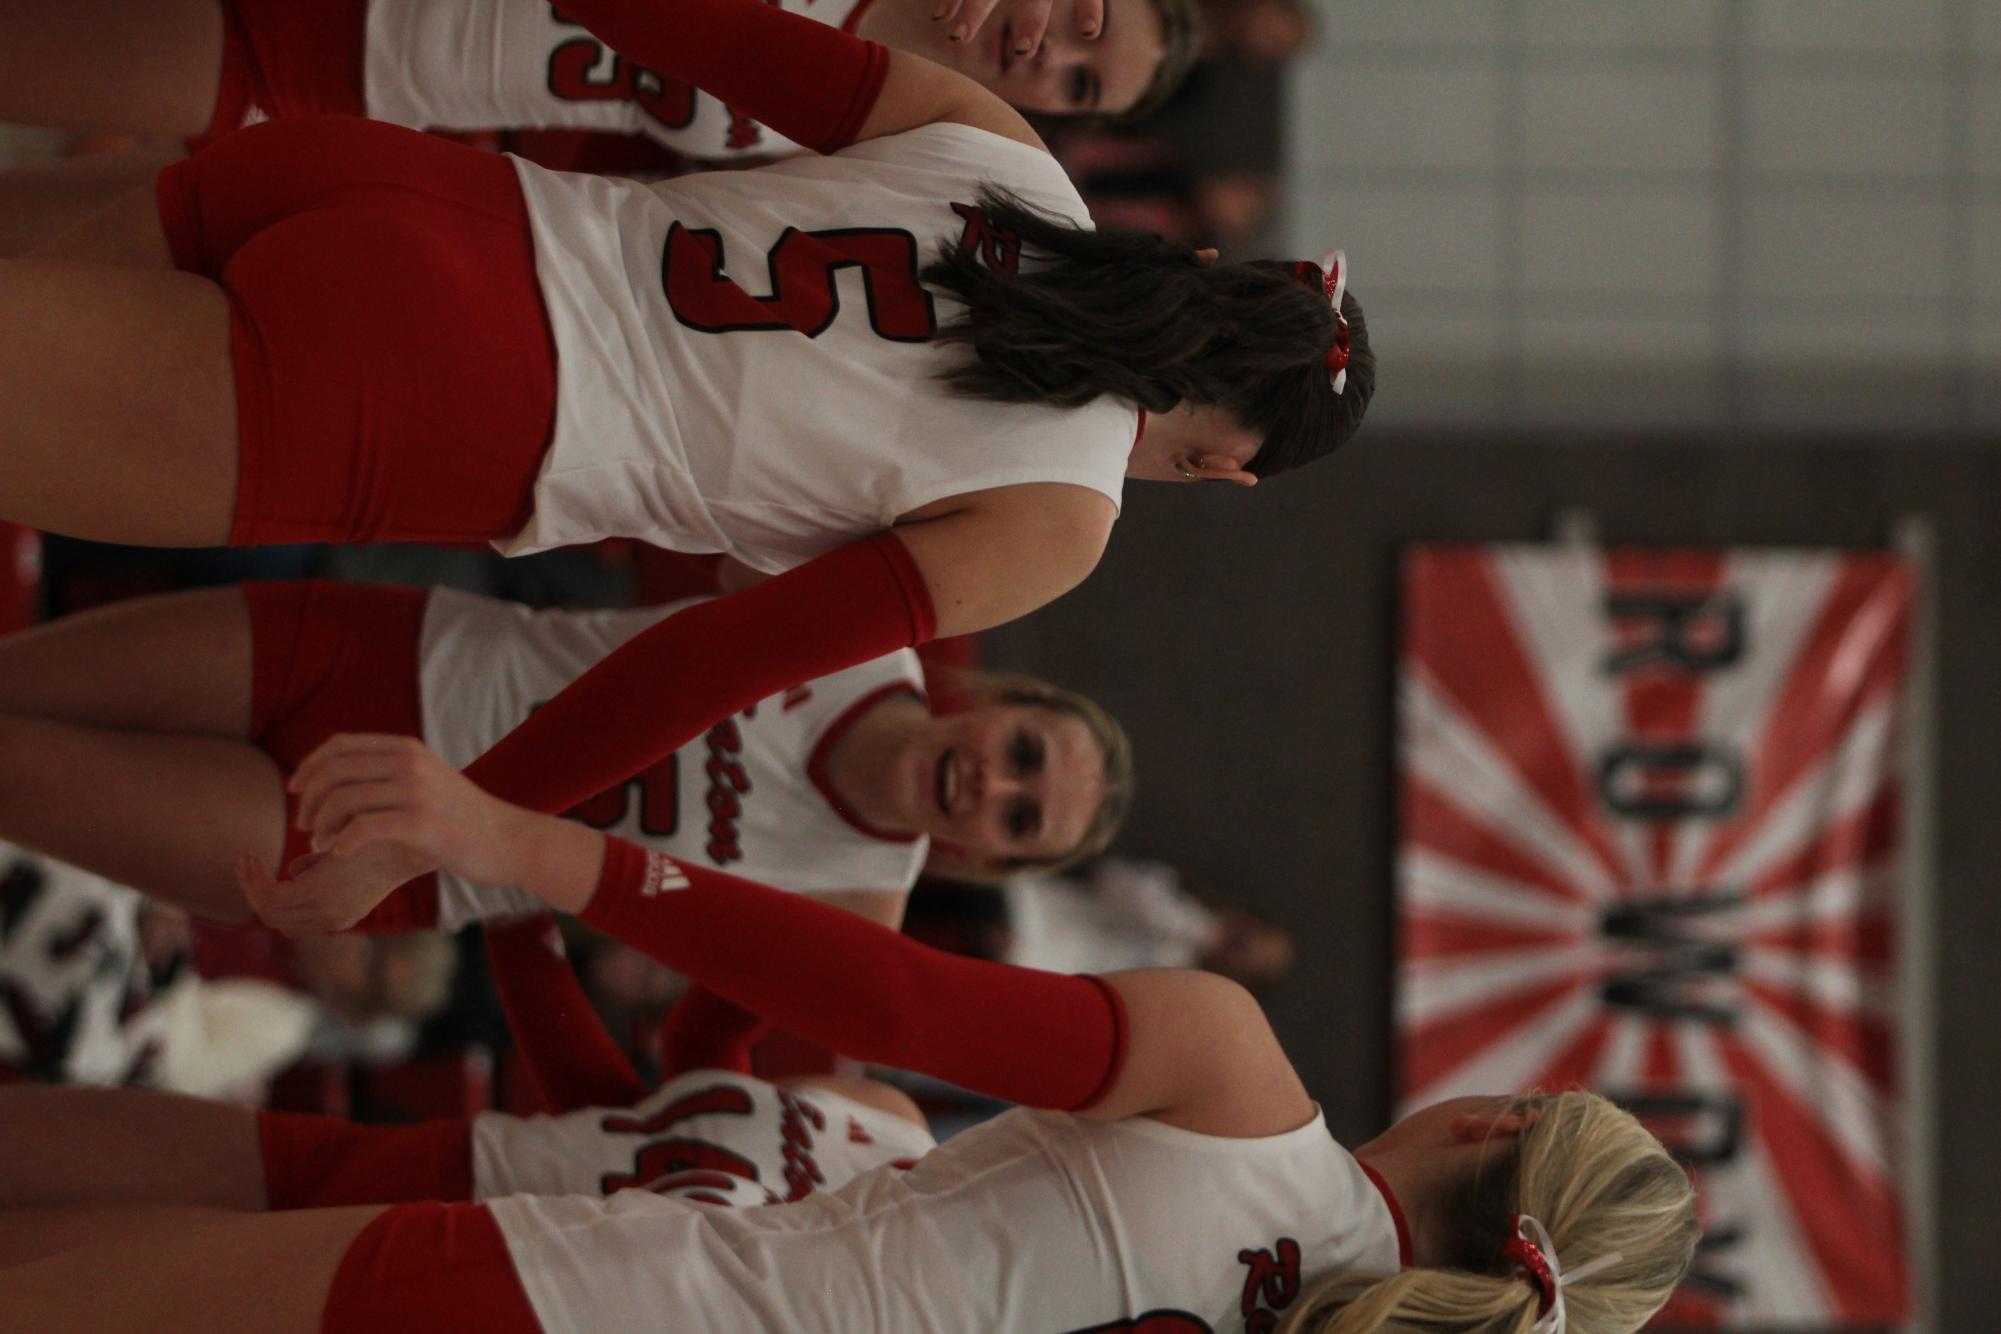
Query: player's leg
0 584 253 732
0 1203 249 1269
0 1205 383 1334
0 1086 264 1214
0 716 282 920
0 255 236 546
0 0 225 138
0 585 274 920
0 146 180 259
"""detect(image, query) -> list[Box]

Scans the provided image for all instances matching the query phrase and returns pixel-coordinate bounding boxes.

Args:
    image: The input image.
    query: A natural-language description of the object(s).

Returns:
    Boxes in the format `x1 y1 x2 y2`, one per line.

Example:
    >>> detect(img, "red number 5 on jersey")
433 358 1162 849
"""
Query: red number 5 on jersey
663 224 938 341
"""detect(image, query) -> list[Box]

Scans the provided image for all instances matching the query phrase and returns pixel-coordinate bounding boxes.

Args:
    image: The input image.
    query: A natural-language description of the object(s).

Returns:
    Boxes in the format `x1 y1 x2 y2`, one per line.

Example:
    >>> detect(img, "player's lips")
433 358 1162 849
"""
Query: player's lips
935 748 955 816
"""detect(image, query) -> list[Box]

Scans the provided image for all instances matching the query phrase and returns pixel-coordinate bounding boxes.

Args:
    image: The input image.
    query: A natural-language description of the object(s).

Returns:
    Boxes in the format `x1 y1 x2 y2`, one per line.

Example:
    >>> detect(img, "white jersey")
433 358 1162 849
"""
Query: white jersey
473 1067 935 1204
365 0 871 162
488 1104 1404 1333
418 588 928 928
502 123 1135 571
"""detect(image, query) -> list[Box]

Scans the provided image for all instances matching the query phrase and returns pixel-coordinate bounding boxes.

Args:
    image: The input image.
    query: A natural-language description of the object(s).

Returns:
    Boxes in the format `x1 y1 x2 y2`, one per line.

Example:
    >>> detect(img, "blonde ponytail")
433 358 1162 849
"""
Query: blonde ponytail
1281 1093 1697 1334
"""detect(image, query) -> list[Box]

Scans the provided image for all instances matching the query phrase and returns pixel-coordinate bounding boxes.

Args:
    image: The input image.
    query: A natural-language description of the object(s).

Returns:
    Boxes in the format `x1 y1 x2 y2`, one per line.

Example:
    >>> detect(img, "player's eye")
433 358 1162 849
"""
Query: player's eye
1009 729 1045 775
1071 68 1099 109
1006 798 1043 840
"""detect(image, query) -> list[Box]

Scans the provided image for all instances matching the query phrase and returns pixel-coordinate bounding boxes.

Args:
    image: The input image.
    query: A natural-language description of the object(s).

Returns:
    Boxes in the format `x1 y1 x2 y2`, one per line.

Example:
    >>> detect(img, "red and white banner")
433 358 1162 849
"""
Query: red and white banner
1395 545 1915 1329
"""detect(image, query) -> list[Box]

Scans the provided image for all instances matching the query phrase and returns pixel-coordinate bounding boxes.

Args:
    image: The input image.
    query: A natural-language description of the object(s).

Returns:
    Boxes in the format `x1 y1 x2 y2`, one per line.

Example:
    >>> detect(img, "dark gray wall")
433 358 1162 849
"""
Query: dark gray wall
982 434 2001 1328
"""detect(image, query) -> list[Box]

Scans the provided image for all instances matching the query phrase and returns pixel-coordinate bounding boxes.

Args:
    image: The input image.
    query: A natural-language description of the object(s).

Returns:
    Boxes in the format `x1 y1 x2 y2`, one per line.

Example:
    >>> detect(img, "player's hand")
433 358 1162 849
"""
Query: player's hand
286 733 529 887
238 845 434 937
936 0 1102 59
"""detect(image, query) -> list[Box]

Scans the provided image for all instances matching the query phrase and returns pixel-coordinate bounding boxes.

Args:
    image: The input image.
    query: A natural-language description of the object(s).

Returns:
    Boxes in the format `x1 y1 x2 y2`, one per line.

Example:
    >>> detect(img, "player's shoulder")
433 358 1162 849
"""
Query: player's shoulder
837 124 1081 214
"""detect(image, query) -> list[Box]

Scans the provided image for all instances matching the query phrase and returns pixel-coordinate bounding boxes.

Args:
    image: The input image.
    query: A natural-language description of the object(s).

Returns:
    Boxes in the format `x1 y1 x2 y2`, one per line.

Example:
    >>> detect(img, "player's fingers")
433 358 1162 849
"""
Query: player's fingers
308 781 411 854
288 732 420 795
239 853 316 935
933 0 966 26
293 750 415 833
1074 0 1103 38
329 810 421 862
1007 0 1056 55
947 0 1006 46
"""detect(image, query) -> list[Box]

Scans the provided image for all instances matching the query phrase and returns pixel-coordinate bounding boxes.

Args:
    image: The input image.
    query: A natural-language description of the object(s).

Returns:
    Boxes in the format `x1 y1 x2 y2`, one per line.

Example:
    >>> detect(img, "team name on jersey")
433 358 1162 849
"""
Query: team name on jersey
702 711 753 865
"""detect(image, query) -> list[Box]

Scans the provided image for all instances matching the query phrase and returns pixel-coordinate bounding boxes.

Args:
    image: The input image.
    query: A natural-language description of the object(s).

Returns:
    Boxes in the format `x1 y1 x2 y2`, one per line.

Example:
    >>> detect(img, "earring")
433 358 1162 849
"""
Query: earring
1174 459 1200 480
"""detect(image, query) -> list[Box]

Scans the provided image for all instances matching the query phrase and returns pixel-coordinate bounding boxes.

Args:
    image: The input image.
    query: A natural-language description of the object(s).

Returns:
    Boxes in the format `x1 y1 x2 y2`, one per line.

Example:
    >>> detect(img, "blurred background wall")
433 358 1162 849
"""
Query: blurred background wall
1287 1 2001 435
1005 2 2001 1326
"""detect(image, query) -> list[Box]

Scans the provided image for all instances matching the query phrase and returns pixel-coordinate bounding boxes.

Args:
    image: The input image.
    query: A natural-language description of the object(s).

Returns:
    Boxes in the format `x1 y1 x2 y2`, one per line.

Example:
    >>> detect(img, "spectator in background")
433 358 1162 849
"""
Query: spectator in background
905 857 1295 988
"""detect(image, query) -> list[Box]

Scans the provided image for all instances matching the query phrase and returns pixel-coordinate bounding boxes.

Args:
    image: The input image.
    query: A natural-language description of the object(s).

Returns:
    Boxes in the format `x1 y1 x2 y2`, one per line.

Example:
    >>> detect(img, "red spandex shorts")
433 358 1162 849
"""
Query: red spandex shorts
199 0 369 148
156 117 558 548
323 1203 541 1333
259 1111 475 1209
244 579 441 930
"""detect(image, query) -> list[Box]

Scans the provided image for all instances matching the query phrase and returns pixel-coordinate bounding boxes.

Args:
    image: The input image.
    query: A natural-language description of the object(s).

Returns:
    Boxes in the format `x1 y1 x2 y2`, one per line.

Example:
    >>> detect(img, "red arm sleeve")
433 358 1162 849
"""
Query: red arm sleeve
484 915 648 1113
657 985 765 1079
582 840 1129 1112
555 0 891 153
463 532 934 817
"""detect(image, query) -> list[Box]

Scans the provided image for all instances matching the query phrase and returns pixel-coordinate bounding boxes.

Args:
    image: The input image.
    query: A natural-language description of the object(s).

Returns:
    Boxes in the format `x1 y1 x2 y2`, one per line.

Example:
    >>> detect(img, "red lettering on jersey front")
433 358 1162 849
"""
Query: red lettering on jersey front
598 1083 769 1195
546 7 697 129
601 1136 763 1195
725 106 763 151
783 685 814 712
1237 1238 1303 1333
847 1117 874 1145
664 224 937 342
703 717 751 865
776 1089 828 1201
950 202 1022 274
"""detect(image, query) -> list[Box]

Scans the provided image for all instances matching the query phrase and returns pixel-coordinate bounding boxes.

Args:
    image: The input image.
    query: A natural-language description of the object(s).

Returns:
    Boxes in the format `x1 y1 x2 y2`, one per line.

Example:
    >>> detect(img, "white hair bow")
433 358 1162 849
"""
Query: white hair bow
1507 1213 1624 1334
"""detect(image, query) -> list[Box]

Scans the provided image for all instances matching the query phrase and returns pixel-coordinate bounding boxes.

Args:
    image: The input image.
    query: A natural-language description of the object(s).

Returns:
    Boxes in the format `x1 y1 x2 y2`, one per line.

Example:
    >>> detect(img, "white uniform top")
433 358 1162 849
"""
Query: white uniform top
473 1067 935 1204
502 123 1136 571
418 589 929 929
365 0 870 162
488 1104 1403 1333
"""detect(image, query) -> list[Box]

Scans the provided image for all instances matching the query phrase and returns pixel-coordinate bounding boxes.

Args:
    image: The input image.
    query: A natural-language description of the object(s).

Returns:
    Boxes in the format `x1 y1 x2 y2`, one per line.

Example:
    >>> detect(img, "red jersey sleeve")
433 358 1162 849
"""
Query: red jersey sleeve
554 0 891 153
463 532 934 818
484 914 647 1113
582 839 1129 1112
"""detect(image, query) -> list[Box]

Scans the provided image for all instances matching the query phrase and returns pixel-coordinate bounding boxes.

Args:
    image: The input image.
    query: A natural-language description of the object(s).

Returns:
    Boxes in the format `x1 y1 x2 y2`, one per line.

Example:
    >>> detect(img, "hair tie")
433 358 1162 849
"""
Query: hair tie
1286 250 1350 394
1504 1214 1623 1334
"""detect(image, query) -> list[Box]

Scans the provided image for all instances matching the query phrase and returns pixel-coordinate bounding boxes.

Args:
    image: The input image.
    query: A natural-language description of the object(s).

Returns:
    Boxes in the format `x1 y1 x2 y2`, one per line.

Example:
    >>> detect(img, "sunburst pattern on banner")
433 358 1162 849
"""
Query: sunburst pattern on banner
1395 546 1911 1329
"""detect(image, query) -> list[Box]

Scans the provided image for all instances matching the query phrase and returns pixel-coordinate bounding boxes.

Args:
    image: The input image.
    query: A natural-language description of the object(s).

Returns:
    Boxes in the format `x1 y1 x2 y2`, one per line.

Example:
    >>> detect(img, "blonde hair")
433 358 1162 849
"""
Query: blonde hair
930 668 1134 880
1280 1092 1698 1334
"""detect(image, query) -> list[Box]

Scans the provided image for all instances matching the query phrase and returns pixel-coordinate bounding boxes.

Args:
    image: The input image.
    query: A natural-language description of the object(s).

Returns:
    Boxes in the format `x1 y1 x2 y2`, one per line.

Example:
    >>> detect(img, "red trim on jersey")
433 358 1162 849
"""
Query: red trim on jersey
840 0 878 32
1133 409 1147 449
805 681 928 843
1067 974 1130 1111
1358 1161 1413 1268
